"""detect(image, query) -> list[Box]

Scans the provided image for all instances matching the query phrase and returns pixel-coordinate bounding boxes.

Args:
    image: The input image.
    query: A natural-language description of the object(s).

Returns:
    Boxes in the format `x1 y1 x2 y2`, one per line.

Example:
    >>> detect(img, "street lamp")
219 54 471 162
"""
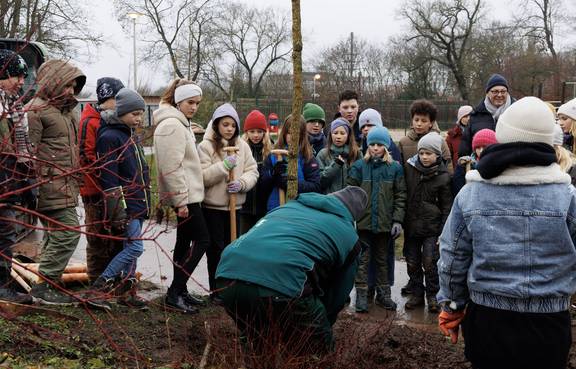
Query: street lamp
127 12 143 90
313 73 321 101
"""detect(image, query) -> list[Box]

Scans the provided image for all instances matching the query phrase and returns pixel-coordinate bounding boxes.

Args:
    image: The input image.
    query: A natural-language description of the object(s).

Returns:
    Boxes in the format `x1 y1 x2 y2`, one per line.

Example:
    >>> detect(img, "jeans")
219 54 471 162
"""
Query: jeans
100 219 144 280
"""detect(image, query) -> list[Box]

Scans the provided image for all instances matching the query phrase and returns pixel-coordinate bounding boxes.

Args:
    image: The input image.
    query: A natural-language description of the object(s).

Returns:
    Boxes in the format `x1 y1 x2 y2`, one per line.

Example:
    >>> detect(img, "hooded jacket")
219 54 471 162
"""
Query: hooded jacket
398 122 453 176
316 145 362 194
197 104 258 211
26 60 86 211
153 103 204 208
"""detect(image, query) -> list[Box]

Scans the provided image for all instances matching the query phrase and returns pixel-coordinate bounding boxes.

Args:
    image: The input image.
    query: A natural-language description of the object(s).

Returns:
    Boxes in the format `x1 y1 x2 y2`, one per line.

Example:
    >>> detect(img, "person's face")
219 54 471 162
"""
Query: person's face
120 110 144 128
338 99 359 123
331 126 348 147
487 86 509 108
418 149 439 167
218 117 237 140
0 75 25 95
368 143 386 158
247 129 264 144
460 115 470 126
412 114 433 134
474 146 485 158
306 120 324 135
361 124 375 137
177 95 202 119
63 80 77 97
558 114 574 133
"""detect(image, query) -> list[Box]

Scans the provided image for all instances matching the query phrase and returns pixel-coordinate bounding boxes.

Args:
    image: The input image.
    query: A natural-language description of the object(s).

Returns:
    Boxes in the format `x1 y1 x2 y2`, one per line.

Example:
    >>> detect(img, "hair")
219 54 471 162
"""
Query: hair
160 78 194 106
242 130 273 158
326 126 360 165
338 90 359 105
211 117 239 158
276 114 314 161
363 146 393 164
410 99 438 122
555 145 575 172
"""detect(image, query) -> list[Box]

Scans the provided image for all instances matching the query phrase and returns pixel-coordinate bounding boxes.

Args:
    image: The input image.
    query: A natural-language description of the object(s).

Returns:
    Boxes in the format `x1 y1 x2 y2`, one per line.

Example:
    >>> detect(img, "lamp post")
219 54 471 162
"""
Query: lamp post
313 73 321 101
127 12 143 90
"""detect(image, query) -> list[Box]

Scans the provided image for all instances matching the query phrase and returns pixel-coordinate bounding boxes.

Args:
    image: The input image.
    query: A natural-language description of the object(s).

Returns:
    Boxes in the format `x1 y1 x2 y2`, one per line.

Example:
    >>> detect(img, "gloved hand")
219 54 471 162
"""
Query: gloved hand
390 222 403 239
334 155 345 166
458 156 473 165
439 309 466 344
227 180 242 193
223 155 237 170
272 160 287 177
104 186 129 235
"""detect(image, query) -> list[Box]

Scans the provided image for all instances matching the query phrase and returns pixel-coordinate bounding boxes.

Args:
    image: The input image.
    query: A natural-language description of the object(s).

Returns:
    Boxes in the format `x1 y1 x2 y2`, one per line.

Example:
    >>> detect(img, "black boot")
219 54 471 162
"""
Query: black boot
165 288 199 314
355 287 369 313
0 266 33 305
117 278 148 310
181 290 206 306
375 286 397 311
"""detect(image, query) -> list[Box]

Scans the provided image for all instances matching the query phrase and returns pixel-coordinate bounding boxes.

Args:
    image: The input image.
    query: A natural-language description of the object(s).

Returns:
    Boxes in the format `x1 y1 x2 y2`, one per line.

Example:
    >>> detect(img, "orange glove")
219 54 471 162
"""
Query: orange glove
438 309 466 344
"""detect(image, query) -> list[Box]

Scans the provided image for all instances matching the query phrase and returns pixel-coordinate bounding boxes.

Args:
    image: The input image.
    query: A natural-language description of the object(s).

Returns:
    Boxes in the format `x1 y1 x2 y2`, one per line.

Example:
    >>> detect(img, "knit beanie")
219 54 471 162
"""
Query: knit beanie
485 73 509 93
330 117 350 133
174 84 202 104
366 126 391 148
0 49 27 79
243 110 267 132
359 108 383 129
96 77 125 104
330 186 368 221
472 129 497 150
495 96 555 146
553 124 564 146
457 105 473 124
303 103 326 124
115 88 146 117
558 98 576 121
417 132 442 156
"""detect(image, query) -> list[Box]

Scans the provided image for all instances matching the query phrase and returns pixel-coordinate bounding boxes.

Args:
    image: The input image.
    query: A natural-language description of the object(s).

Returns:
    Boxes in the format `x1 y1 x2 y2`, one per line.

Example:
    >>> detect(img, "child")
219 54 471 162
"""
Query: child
316 117 361 194
197 103 258 291
239 109 273 234
402 132 453 313
95 88 150 309
452 129 497 195
557 98 576 153
347 126 406 313
553 124 576 185
358 108 401 161
262 114 321 210
446 105 473 170
303 102 326 155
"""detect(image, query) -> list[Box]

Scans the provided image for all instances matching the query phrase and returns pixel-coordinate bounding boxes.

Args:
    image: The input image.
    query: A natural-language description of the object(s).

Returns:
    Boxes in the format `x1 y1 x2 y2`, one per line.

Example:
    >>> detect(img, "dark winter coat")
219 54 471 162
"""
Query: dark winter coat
446 124 463 170
316 145 362 194
240 141 268 217
398 124 453 176
404 156 453 238
96 115 151 219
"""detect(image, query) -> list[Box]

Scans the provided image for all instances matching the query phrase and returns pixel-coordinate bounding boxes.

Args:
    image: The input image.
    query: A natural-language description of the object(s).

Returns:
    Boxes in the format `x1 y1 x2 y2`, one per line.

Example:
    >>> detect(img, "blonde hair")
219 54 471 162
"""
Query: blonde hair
242 131 273 158
364 147 394 164
555 145 575 172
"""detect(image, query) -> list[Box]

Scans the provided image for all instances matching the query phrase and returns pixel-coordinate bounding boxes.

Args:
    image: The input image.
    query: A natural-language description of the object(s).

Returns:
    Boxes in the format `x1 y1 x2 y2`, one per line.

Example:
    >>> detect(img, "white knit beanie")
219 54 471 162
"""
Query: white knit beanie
495 96 555 146
358 108 383 129
557 98 576 121
553 124 564 146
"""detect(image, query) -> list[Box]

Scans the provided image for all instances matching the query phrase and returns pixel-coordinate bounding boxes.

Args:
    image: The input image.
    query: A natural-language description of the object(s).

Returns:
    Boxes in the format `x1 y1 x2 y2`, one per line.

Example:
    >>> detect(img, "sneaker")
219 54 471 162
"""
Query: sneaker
404 294 425 310
165 294 199 314
181 291 206 306
0 287 34 305
427 297 440 313
30 283 77 306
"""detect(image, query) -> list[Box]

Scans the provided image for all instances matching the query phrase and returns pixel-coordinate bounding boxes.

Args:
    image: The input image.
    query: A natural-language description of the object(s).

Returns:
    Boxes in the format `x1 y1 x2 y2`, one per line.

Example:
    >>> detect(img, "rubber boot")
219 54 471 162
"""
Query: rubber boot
355 287 369 313
400 280 414 295
375 286 397 311
367 287 375 303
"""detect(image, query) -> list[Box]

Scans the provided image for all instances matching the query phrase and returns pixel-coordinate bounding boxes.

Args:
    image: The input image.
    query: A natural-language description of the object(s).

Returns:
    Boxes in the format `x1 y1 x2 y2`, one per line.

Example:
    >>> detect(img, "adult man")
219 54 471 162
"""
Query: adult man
215 186 368 354
0 49 34 304
27 59 86 305
458 74 514 157
78 77 125 282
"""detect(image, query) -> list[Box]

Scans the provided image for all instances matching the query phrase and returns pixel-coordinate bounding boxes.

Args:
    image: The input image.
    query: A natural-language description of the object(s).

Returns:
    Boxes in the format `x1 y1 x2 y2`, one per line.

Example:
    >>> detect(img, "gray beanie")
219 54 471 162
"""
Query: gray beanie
417 132 442 156
358 108 383 129
331 186 368 221
115 88 146 117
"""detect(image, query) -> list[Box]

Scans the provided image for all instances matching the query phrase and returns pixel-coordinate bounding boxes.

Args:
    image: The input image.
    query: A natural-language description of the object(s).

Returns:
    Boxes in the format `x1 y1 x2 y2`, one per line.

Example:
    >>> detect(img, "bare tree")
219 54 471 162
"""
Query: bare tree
287 0 302 200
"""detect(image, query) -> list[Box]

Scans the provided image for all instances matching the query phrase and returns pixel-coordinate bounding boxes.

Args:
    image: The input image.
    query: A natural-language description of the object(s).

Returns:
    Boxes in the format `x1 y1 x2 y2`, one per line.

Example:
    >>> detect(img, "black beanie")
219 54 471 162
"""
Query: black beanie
0 49 27 80
331 186 368 221
96 77 125 104
485 73 509 93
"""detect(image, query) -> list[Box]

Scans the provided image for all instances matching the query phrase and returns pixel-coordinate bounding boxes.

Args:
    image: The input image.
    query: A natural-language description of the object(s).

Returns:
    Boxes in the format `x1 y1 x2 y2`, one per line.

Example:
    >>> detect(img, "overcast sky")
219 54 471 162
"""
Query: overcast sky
76 0 573 96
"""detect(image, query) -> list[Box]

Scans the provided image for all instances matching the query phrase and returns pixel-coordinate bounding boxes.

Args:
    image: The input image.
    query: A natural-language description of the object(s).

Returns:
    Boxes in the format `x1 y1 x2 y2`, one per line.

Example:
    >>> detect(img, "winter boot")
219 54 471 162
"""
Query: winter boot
117 278 148 310
375 286 397 311
30 282 77 306
404 293 425 310
165 288 199 314
355 287 369 313
367 287 375 303
80 277 115 312
400 280 415 296
181 290 206 306
0 266 33 304
427 296 440 313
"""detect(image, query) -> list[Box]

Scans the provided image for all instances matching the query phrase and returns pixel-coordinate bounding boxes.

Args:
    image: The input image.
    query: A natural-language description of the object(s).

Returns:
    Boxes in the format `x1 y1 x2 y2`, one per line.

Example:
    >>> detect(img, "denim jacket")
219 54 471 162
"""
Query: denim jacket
437 164 576 313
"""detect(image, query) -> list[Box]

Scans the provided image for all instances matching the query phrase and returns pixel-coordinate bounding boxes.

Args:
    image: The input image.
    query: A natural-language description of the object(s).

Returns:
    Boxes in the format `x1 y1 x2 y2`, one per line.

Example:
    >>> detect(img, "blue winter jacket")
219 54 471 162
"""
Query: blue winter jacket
437 164 576 313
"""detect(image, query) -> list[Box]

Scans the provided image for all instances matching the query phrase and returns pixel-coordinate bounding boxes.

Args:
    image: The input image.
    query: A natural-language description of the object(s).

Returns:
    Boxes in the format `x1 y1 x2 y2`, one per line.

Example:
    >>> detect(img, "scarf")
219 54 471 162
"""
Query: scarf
308 132 325 146
0 89 32 162
484 95 512 123
330 144 349 158
476 142 556 179
408 154 441 177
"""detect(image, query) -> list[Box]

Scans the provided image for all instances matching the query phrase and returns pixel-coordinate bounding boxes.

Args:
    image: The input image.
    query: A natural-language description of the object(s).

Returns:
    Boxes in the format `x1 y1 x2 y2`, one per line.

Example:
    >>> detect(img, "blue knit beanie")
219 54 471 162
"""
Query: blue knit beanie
330 117 350 133
367 126 391 148
485 74 509 93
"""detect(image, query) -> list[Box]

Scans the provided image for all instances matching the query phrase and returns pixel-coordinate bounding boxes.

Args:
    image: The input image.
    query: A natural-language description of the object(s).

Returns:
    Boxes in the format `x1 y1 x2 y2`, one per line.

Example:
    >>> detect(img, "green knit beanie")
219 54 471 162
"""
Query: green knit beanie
303 103 326 125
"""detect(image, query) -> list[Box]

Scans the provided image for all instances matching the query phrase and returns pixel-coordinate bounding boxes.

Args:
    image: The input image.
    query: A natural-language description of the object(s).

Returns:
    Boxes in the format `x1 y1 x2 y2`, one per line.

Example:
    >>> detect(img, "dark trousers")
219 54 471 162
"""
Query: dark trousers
203 208 237 291
404 236 439 297
0 207 16 285
462 301 571 369
355 231 390 288
170 203 210 294
368 237 395 288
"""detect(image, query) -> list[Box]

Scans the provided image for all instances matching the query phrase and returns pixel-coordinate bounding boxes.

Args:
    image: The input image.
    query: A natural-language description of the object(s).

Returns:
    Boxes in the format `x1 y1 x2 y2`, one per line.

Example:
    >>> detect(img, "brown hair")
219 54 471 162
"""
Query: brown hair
276 114 314 161
410 99 438 122
211 116 239 158
326 125 360 165
160 78 194 106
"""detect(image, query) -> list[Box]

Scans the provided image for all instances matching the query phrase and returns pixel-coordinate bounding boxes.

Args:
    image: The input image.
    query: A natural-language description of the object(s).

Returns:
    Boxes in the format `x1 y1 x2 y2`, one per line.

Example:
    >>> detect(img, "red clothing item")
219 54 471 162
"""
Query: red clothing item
446 124 463 170
78 103 102 197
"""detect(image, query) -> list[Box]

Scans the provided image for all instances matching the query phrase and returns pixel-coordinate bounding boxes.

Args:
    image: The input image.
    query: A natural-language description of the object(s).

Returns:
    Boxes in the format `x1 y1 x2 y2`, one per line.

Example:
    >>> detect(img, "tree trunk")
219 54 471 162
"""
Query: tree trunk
287 0 302 201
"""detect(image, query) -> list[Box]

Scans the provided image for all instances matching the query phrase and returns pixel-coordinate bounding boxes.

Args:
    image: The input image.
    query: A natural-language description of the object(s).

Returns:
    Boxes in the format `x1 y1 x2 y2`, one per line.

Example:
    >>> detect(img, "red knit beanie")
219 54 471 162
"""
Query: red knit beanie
243 110 267 132
472 129 497 150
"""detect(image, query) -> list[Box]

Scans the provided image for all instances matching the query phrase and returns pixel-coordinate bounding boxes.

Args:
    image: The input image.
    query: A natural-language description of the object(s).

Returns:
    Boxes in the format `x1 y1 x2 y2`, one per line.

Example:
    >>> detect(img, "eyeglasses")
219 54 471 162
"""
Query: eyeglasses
489 89 508 96
307 120 323 126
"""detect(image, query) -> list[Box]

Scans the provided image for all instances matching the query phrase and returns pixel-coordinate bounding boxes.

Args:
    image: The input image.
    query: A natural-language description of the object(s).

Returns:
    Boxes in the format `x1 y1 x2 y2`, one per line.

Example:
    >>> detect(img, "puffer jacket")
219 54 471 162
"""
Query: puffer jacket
26 60 86 211
438 164 576 313
153 103 204 208
347 157 406 233
403 155 453 237
316 145 361 194
398 123 453 175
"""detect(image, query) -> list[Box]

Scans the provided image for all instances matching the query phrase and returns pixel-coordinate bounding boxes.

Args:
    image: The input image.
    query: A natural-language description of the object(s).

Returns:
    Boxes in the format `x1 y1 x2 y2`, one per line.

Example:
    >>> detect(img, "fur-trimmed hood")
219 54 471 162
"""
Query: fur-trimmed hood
465 163 571 185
